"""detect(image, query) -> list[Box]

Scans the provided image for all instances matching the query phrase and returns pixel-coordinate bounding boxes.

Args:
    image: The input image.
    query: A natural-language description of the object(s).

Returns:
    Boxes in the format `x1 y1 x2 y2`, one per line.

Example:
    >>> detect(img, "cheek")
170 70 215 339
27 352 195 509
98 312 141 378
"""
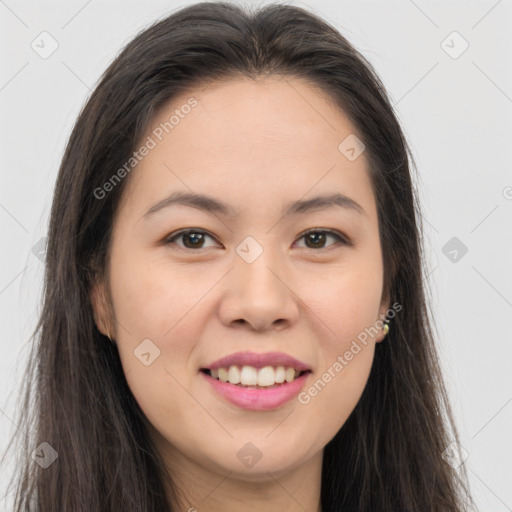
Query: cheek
296 265 382 419
108 252 217 398
299 341 375 444
298 271 379 431
304 265 383 347
109 251 212 341
111 257 207 435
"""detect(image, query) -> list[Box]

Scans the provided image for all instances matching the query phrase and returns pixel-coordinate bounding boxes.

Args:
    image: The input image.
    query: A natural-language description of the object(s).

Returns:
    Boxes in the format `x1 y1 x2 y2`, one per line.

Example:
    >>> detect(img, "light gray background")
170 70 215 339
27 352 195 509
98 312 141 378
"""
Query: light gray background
1 0 511 510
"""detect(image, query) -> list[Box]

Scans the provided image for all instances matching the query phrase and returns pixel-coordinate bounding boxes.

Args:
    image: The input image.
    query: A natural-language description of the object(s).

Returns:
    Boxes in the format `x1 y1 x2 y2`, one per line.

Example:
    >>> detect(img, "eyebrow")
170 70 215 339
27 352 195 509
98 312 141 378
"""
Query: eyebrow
143 191 366 219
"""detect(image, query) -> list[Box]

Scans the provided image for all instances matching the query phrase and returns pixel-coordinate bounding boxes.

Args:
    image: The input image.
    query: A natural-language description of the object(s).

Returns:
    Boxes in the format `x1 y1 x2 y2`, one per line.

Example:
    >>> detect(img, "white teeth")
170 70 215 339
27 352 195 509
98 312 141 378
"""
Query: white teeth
240 365 258 385
274 366 285 383
209 364 304 387
228 365 241 384
218 367 229 382
285 367 296 383
257 366 275 387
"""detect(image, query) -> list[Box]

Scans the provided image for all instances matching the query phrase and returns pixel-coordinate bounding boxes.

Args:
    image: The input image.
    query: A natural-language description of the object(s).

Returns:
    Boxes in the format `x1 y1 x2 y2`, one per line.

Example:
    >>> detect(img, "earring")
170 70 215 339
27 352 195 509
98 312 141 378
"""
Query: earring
382 320 390 337
106 330 114 343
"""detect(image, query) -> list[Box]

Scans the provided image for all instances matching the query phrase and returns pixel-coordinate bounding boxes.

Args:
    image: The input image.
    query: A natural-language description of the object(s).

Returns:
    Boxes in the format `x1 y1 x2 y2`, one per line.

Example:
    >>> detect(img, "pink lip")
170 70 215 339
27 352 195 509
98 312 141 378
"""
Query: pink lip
201 371 311 411
203 351 311 371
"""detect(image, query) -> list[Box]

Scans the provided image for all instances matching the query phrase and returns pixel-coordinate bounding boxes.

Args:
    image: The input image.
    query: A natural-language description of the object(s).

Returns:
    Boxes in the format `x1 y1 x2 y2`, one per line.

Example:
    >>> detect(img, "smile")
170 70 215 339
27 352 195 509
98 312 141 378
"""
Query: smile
200 366 312 411
201 365 309 387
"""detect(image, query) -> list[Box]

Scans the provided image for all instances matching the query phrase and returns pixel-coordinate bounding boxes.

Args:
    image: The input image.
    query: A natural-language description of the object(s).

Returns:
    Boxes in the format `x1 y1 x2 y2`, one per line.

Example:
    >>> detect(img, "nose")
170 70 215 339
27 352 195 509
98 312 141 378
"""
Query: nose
218 246 300 332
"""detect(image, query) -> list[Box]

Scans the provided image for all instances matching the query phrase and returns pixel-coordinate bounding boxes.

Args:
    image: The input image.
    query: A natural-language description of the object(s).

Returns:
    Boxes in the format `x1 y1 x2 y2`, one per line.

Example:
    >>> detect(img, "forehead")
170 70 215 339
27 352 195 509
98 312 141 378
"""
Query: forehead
117 76 376 222
163 76 353 150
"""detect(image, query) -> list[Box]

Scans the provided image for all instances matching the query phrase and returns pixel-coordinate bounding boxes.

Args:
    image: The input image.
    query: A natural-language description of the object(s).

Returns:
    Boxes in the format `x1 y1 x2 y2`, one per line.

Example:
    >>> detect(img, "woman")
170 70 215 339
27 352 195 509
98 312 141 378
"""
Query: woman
3 2 474 510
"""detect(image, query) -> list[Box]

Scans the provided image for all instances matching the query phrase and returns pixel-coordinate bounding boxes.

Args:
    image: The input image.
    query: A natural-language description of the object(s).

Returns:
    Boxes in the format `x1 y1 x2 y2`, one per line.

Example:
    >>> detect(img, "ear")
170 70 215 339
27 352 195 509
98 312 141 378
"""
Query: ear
89 278 113 338
375 294 391 344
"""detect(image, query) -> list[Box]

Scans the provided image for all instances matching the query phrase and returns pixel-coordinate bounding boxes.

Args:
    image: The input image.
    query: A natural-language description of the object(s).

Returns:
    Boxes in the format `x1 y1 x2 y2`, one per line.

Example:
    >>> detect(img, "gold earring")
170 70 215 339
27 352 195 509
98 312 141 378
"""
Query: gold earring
382 320 390 337
106 330 114 343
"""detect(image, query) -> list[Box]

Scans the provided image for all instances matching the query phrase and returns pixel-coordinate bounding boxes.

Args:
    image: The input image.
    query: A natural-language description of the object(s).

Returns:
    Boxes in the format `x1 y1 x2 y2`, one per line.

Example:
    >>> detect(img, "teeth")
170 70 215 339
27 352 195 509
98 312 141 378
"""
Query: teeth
257 366 275 387
240 365 258 385
285 367 295 383
218 367 229 382
275 366 285 383
228 365 241 384
209 365 303 387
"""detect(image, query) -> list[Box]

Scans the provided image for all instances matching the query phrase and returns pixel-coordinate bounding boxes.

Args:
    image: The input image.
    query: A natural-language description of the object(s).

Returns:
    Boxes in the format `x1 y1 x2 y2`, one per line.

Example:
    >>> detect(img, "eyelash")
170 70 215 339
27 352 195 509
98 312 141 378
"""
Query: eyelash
163 228 352 251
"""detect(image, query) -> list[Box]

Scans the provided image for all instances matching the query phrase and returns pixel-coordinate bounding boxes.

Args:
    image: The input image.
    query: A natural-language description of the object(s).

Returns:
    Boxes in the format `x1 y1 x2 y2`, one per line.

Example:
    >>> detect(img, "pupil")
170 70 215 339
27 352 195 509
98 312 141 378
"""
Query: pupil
307 232 325 248
185 232 203 248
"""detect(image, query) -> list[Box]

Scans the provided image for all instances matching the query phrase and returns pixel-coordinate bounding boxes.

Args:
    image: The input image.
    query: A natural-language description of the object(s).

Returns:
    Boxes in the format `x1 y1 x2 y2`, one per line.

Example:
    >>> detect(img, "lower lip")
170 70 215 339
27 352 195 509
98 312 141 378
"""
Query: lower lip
201 371 310 411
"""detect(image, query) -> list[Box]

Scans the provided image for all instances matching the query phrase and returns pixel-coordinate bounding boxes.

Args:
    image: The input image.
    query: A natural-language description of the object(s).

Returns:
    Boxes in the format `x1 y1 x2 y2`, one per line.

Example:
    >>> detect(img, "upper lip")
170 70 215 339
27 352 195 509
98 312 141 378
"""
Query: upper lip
203 351 311 371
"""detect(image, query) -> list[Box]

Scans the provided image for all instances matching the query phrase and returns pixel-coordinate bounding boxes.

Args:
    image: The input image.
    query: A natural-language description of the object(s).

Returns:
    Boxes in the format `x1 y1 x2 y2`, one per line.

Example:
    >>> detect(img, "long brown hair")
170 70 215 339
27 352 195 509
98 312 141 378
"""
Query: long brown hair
2 2 474 510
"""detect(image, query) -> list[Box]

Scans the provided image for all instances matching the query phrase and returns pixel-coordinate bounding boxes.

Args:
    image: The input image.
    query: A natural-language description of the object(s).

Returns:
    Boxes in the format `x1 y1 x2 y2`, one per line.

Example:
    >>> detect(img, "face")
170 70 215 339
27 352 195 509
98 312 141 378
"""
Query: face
91 76 389 484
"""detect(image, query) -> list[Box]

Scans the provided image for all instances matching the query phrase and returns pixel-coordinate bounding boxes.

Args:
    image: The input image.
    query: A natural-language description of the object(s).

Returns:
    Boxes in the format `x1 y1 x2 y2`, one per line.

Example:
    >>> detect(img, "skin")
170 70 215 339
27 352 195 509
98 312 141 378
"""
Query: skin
91 76 390 512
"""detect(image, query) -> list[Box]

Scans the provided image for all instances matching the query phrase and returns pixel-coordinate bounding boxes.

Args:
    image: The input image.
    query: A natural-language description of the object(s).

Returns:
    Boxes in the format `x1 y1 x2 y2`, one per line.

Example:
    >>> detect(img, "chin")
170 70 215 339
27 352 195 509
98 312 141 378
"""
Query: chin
209 441 316 480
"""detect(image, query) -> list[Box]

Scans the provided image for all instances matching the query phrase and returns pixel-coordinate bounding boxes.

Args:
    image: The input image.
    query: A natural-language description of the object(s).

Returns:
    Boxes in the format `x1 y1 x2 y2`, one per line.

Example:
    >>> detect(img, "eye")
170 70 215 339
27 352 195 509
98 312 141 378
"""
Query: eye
163 228 352 251
294 229 351 250
163 229 220 250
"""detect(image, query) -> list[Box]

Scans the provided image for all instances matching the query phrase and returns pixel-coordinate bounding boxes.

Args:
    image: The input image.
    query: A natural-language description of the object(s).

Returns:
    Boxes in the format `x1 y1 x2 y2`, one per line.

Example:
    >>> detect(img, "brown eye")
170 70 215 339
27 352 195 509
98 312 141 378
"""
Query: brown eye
295 230 351 250
164 229 219 250
163 228 351 251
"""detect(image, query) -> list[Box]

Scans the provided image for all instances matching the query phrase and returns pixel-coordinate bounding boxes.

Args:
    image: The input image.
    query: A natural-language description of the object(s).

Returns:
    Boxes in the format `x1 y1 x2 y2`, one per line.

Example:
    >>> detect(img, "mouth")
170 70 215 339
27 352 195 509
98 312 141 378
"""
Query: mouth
200 366 312 389
199 365 312 411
